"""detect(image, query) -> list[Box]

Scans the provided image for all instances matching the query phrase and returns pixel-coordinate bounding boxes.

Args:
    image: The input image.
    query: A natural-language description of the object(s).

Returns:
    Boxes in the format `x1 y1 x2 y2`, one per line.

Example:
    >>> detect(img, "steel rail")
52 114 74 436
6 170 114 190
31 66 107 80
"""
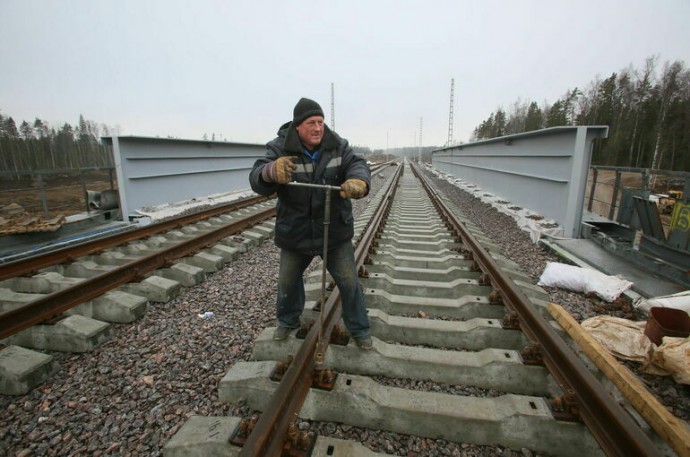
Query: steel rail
0 206 276 340
0 195 270 281
411 163 661 457
238 164 403 457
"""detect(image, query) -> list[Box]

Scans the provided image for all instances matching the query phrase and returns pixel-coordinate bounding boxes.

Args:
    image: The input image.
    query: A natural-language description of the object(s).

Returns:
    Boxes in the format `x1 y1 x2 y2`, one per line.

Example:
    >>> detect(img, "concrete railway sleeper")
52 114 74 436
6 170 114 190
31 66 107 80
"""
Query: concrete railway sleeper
0 198 279 394
0 162 392 396
0 162 679 456
167 162 666 456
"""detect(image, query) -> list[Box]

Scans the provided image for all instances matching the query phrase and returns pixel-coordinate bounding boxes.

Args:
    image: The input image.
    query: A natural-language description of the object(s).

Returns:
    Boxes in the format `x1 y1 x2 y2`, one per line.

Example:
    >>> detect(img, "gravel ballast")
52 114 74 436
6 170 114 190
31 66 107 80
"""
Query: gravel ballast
0 164 687 457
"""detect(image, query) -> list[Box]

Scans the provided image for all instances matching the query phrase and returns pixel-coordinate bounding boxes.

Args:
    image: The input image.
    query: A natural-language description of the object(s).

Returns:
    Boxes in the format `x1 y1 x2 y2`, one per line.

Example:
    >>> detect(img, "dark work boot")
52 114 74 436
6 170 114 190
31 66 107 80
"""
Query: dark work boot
354 335 373 350
273 326 294 341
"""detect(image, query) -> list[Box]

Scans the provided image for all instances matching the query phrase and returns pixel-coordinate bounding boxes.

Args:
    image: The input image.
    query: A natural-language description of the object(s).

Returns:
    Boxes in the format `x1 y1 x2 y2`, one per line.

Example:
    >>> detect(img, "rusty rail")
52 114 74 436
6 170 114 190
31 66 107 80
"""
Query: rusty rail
0 195 270 281
237 164 403 456
0 204 276 339
411 163 660 457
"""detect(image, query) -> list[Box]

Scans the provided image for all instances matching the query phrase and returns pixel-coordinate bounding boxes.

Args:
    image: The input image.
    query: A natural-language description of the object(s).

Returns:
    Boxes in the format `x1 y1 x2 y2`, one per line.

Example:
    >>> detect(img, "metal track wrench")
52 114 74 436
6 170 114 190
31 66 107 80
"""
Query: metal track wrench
287 181 341 370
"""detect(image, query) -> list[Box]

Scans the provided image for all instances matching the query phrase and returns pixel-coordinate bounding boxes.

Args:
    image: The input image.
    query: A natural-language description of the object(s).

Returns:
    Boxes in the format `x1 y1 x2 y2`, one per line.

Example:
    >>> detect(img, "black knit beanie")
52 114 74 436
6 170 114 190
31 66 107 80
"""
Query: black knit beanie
293 98 324 125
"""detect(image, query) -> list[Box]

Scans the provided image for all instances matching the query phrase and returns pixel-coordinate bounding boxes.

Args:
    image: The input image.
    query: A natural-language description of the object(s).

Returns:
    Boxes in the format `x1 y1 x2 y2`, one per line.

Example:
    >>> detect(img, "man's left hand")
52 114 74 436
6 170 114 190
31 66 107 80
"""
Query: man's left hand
340 179 368 199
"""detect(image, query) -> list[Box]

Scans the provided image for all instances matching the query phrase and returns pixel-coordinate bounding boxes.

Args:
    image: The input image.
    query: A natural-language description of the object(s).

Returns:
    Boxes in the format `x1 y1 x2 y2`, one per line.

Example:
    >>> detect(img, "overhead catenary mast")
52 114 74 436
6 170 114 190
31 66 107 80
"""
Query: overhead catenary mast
447 78 455 146
330 83 335 130
418 117 423 162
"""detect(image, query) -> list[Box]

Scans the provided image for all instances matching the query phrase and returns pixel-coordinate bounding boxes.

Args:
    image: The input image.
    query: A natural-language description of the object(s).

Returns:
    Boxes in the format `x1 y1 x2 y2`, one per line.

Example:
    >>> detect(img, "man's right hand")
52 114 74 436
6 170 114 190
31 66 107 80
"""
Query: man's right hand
262 156 298 184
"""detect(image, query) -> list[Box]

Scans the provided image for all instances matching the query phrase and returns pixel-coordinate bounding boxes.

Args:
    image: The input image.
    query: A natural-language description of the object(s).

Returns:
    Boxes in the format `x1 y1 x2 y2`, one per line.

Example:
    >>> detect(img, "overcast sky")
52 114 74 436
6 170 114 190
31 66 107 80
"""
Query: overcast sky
1 0 689 150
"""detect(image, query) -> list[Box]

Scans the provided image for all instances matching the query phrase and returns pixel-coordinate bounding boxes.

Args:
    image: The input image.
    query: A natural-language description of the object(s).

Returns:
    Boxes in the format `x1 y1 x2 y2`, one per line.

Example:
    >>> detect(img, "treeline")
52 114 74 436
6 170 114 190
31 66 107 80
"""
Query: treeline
354 145 435 163
0 112 116 176
471 57 690 172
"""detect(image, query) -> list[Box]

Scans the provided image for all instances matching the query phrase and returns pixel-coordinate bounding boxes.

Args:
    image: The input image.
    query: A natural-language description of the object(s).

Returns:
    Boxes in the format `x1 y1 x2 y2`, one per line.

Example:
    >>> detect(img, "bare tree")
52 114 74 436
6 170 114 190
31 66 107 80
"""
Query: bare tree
650 60 684 173
630 56 656 168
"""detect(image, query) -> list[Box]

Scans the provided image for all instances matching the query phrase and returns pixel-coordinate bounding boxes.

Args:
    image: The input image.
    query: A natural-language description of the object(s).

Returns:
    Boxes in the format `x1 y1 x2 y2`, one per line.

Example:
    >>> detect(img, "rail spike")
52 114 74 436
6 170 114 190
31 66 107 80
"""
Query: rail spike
297 321 349 346
520 341 544 366
283 422 316 456
488 290 503 304
549 389 581 422
270 355 294 381
230 414 259 446
312 365 337 390
478 273 491 286
501 311 520 329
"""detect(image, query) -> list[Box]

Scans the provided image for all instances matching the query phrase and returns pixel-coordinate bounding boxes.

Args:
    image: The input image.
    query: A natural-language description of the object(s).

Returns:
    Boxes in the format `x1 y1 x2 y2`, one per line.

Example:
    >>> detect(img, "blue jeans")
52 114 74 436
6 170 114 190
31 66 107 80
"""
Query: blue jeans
276 241 370 338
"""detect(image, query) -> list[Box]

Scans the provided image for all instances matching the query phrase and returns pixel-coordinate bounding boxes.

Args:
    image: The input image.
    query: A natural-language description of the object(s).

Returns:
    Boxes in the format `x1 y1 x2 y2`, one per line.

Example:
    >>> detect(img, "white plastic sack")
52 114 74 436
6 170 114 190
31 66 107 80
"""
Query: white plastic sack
515 215 564 244
538 262 634 302
635 290 690 317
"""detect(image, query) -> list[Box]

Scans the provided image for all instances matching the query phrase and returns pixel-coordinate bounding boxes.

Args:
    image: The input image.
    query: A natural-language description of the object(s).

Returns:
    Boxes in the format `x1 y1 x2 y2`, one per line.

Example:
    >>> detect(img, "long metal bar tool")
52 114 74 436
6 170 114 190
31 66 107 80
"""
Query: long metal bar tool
287 181 341 368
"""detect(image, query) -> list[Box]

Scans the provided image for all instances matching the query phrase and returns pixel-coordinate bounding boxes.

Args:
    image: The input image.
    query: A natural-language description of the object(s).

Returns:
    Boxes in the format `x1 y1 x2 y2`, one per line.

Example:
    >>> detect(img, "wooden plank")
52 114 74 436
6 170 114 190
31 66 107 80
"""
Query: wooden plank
548 303 690 457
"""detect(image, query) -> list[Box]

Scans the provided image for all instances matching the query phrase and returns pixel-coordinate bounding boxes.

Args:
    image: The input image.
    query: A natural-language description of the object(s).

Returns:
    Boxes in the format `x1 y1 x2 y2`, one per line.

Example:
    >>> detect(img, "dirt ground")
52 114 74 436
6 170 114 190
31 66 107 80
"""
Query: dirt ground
585 170 644 219
585 169 674 234
0 172 115 219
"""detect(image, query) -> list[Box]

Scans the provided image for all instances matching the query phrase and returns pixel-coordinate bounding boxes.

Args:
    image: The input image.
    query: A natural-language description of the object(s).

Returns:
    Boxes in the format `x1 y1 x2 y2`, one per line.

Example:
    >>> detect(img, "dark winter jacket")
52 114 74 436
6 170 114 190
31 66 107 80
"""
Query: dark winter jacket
249 121 371 255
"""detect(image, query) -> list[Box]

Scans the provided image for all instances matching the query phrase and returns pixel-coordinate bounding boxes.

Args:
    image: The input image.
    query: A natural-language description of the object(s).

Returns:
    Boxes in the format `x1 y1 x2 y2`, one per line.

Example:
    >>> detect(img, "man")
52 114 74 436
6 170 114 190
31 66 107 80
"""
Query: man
249 97 373 349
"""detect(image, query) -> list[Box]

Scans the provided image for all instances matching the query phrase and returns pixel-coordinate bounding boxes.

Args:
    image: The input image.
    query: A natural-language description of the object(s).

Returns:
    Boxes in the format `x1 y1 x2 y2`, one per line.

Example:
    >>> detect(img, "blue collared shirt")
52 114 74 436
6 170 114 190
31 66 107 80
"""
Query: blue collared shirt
303 148 319 161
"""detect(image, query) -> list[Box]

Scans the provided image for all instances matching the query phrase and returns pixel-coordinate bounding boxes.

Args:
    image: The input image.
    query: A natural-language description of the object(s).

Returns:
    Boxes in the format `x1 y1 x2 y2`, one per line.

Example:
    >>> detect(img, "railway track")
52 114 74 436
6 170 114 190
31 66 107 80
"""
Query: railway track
165 162 674 456
0 195 281 385
0 162 685 456
0 162 387 382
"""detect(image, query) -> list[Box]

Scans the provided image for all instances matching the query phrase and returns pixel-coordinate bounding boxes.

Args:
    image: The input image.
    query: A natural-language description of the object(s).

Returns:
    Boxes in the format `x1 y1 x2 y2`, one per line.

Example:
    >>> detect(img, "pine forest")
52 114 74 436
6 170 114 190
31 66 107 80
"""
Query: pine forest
471 56 690 172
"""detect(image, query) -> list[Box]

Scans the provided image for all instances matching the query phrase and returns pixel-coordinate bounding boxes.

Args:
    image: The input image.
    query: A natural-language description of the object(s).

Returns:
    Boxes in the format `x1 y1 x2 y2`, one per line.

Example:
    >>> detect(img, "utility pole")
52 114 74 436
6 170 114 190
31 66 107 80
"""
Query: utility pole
447 78 455 146
418 117 423 163
330 83 335 131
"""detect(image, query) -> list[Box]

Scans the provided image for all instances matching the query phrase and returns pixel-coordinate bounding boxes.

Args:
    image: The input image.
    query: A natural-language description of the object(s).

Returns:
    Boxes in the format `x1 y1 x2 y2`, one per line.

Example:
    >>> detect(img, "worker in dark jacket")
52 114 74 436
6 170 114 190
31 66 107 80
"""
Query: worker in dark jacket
249 97 372 349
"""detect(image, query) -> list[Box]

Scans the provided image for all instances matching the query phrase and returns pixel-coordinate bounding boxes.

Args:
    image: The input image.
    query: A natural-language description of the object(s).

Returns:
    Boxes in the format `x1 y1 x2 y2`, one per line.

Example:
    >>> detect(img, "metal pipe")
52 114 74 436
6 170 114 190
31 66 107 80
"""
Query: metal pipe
287 181 341 365
286 182 341 192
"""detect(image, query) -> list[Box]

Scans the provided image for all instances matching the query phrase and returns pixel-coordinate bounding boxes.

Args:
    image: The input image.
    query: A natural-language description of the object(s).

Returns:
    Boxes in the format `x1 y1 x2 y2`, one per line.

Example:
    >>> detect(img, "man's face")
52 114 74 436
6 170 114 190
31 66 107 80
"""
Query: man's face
295 115 324 149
